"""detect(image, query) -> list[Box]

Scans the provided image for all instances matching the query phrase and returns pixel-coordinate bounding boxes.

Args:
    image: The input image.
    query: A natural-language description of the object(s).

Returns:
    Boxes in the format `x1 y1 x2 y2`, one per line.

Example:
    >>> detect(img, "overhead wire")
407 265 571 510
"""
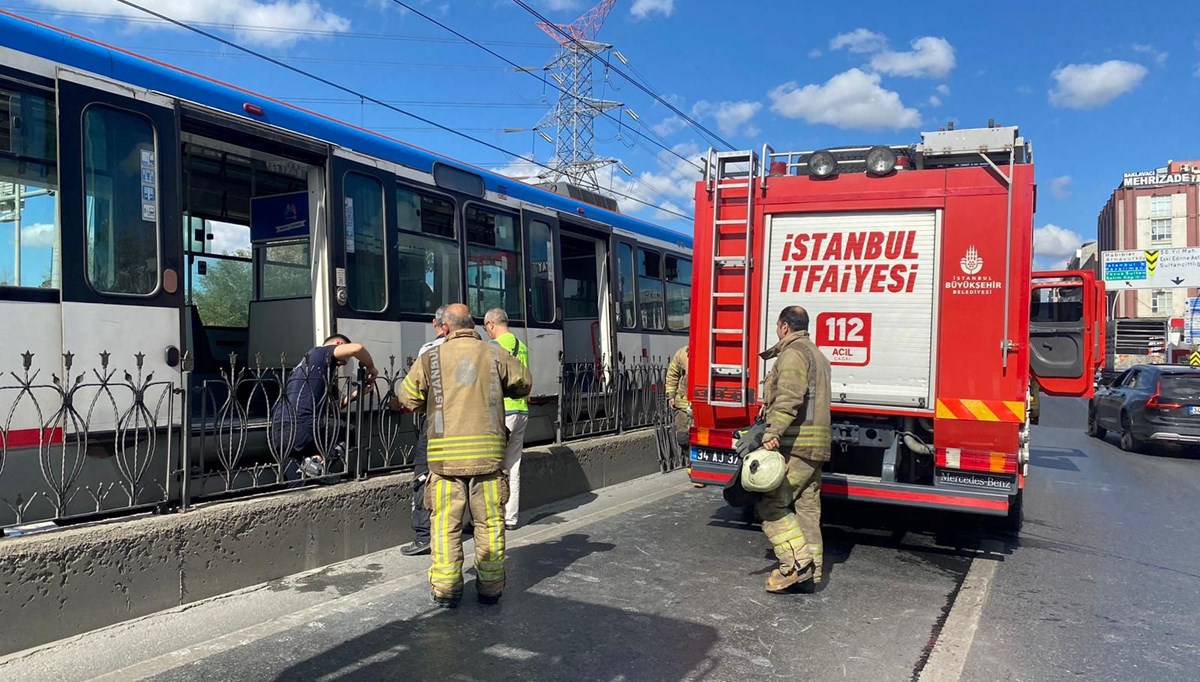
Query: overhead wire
389 0 701 173
386 0 695 221
510 0 735 151
100 1 693 221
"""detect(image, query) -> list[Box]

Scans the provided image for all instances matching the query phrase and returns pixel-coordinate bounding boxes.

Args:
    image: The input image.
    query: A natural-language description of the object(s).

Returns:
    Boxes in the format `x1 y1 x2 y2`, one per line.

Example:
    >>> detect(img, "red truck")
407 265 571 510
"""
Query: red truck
687 124 1105 531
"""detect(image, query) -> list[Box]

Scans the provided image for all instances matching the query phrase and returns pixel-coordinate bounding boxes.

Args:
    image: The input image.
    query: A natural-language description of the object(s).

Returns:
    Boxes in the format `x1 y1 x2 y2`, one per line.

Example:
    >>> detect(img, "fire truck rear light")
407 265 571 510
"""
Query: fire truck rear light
690 427 735 449
937 448 1016 474
865 146 897 176
808 150 838 178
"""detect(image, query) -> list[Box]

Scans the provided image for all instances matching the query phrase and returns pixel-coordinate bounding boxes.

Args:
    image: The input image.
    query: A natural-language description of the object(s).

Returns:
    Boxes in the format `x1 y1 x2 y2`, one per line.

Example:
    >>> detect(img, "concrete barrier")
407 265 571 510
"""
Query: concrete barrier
0 428 662 656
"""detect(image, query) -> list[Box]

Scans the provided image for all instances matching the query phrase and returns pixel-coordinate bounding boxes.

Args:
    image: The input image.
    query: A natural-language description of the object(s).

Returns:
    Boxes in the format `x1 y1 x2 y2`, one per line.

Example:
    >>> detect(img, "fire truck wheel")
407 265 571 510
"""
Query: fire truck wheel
1086 407 1106 439
1119 413 1143 453
1000 489 1024 535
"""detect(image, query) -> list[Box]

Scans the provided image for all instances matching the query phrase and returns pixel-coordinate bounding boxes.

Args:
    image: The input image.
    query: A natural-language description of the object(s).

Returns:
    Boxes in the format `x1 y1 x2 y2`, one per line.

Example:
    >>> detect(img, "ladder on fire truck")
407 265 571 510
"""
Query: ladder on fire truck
703 149 760 408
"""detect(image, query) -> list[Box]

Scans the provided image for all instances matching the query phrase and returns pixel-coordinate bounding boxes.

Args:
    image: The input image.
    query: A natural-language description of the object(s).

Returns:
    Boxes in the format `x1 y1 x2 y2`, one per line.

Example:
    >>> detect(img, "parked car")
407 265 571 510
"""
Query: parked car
1087 364 1200 452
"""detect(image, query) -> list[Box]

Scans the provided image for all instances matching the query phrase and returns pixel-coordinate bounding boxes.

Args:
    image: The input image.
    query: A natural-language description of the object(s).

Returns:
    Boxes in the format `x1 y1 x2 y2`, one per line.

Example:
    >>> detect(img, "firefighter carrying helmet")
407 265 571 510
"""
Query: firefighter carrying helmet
741 448 786 493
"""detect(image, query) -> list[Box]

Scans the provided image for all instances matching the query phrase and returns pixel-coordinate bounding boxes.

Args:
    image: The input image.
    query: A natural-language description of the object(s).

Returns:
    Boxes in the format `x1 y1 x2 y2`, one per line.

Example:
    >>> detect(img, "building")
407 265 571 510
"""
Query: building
1097 160 1200 318
1066 241 1098 273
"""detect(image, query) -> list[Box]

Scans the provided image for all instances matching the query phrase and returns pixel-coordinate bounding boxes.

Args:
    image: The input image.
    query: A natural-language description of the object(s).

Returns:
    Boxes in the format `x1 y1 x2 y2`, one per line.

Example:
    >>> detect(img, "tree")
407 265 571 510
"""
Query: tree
192 250 252 328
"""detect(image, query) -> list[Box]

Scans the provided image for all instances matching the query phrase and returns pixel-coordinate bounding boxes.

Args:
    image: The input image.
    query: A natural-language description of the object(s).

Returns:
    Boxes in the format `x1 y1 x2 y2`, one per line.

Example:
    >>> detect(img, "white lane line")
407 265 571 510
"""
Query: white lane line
917 548 1001 682
90 480 691 682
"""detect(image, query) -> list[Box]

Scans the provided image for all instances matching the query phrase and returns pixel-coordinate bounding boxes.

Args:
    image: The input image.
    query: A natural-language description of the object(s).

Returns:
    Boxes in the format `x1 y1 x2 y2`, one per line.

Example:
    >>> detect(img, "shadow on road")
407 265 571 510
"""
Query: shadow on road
268 534 723 682
1029 446 1088 472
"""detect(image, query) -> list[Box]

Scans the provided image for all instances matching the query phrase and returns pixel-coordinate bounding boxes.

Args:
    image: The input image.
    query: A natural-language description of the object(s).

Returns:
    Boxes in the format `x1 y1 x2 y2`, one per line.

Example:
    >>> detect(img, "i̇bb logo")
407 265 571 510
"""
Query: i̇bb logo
816 312 872 366
960 246 983 275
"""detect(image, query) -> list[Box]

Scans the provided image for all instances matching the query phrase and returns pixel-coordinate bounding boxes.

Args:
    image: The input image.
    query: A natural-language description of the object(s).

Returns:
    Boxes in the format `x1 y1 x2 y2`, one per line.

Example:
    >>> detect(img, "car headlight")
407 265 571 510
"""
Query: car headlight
865 146 897 176
808 150 837 178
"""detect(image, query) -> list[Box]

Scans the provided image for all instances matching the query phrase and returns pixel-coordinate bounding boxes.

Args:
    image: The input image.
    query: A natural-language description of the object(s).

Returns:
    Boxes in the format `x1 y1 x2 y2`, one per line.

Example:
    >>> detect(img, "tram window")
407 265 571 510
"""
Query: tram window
261 242 311 299
396 187 459 314
529 220 556 324
562 236 599 319
84 105 159 296
343 172 386 312
190 254 252 327
666 255 691 332
638 249 665 331
617 243 635 329
466 205 523 319
0 87 58 290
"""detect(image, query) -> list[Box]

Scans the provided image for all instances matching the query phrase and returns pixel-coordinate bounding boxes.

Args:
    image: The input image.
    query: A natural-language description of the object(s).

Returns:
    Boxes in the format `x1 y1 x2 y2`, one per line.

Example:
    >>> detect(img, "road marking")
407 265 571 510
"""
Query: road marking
917 545 1001 682
88 479 691 682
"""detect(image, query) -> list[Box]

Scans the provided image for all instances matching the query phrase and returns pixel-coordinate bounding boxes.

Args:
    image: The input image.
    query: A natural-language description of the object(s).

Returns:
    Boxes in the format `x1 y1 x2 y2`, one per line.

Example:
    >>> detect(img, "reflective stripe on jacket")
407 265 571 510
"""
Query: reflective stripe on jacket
760 331 832 462
400 329 532 476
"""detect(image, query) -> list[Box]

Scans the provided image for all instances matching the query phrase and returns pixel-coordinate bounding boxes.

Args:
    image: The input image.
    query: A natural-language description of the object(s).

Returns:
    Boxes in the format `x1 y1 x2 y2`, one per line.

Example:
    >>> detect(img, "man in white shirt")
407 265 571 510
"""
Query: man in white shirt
400 306 447 555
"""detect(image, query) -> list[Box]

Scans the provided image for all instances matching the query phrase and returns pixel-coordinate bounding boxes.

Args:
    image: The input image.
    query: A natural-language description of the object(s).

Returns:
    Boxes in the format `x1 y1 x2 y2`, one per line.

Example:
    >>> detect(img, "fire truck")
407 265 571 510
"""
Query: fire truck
687 124 1105 531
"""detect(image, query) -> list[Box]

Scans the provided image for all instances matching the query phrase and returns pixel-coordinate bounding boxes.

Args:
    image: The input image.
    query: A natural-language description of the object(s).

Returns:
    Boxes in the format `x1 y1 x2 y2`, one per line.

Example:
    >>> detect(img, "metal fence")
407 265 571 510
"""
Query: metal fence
0 349 677 535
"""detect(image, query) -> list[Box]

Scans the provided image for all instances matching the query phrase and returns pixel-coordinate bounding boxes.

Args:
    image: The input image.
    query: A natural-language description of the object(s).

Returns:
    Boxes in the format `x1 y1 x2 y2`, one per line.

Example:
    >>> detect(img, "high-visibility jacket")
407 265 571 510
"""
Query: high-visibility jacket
760 331 832 462
665 346 689 411
492 332 529 414
399 329 532 476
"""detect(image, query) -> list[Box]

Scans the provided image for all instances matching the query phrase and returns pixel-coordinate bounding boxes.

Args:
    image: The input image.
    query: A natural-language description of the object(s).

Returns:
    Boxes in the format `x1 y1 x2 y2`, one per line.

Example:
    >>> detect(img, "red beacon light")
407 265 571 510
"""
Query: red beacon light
243 102 265 116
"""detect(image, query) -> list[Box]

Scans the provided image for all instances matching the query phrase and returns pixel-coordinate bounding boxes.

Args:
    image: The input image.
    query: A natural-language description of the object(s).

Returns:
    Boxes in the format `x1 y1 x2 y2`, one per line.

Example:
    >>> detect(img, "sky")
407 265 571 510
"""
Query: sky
2 0 1199 276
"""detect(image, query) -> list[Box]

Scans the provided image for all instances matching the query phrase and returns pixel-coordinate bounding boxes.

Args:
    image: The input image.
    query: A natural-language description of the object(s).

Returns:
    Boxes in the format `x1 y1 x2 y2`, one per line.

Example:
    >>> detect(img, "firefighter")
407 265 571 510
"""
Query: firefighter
756 305 832 594
664 346 691 449
397 303 532 607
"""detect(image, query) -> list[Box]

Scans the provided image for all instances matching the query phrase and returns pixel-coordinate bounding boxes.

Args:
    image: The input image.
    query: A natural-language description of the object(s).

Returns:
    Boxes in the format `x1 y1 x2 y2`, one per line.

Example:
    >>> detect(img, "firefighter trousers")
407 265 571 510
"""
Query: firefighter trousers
426 470 509 599
755 455 824 581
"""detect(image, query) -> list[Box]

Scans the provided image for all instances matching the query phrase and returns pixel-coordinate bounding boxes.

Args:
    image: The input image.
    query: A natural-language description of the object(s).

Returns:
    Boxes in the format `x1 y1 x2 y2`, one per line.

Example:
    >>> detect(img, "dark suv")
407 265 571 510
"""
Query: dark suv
1087 364 1200 452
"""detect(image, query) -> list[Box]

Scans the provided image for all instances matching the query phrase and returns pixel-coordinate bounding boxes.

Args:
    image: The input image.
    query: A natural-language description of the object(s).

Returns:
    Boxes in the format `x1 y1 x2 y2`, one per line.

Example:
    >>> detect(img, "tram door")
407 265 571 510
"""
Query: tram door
56 70 184 432
179 132 318 384
559 230 613 365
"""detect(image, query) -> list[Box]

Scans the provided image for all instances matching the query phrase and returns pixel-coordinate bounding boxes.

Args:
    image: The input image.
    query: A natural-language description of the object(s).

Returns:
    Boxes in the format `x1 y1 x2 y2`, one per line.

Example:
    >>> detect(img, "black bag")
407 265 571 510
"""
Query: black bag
722 421 767 508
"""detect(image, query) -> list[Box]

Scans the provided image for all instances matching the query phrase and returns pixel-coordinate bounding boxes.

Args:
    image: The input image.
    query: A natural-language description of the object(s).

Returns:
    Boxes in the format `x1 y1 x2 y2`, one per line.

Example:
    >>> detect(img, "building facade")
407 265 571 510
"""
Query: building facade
1097 160 1200 318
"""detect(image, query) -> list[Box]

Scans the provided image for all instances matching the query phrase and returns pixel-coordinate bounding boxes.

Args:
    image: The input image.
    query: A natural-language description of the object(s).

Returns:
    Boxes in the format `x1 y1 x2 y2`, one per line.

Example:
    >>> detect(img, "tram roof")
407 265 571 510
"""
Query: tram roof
0 11 693 251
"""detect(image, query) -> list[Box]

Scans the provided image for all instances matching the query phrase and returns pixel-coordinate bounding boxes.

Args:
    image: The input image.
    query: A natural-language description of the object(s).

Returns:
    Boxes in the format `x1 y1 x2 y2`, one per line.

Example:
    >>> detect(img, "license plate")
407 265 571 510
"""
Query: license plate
1189 407 1200 415
691 448 740 466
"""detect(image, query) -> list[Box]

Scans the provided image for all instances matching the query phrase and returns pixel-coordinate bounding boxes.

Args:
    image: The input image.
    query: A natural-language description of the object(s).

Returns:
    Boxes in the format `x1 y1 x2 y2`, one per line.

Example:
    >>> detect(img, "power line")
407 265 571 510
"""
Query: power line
389 0 701 174
123 45 513 70
510 0 734 151
100 1 693 221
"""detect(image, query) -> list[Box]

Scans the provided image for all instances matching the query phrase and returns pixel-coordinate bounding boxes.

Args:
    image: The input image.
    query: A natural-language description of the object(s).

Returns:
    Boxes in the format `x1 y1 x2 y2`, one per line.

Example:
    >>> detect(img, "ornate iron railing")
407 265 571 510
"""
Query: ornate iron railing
0 348 673 535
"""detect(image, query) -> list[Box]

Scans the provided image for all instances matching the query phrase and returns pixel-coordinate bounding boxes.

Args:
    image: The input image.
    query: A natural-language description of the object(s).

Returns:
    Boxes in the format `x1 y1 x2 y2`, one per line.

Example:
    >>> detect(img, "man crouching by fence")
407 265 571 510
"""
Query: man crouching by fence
396 303 532 608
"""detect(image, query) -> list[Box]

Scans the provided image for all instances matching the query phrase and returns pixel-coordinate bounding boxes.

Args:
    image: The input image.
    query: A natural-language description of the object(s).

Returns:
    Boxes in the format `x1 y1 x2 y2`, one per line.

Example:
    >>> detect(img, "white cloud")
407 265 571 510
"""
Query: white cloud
869 36 956 78
769 68 921 131
691 100 763 137
29 0 350 47
928 95 942 107
1033 224 1084 266
20 223 56 248
209 220 251 256
652 116 686 137
1132 44 1168 68
1049 60 1147 109
830 28 888 54
493 144 703 225
936 84 951 96
630 0 673 19
1050 176 1072 200
808 48 822 59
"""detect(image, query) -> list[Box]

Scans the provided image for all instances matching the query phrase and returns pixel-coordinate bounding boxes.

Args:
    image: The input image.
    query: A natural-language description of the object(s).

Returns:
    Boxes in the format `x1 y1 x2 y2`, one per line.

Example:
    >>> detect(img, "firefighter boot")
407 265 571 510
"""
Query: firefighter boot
765 560 814 593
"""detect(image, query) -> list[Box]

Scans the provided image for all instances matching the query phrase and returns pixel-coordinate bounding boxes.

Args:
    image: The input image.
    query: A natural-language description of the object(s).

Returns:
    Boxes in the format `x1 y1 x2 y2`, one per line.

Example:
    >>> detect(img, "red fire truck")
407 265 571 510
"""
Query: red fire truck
687 124 1105 530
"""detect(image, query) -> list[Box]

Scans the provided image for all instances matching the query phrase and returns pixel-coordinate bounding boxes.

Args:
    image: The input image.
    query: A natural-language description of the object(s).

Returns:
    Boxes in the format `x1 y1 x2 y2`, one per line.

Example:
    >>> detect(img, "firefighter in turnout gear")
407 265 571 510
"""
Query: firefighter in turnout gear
398 303 532 607
757 306 832 594
665 346 691 448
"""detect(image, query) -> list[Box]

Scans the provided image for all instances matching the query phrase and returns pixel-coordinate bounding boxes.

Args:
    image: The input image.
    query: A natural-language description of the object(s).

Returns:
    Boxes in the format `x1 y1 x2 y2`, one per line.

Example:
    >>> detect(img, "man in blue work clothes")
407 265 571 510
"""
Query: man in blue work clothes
271 334 378 484
400 306 447 556
484 307 529 531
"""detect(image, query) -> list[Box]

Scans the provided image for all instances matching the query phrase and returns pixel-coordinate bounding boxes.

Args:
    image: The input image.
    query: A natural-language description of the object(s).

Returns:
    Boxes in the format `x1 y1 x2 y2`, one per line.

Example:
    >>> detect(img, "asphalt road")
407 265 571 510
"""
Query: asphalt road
2 396 1197 681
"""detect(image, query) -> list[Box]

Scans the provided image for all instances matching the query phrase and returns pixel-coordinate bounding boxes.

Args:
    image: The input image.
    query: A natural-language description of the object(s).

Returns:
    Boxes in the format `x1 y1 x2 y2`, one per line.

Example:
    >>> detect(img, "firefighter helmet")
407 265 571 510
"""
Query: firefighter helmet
741 448 786 493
